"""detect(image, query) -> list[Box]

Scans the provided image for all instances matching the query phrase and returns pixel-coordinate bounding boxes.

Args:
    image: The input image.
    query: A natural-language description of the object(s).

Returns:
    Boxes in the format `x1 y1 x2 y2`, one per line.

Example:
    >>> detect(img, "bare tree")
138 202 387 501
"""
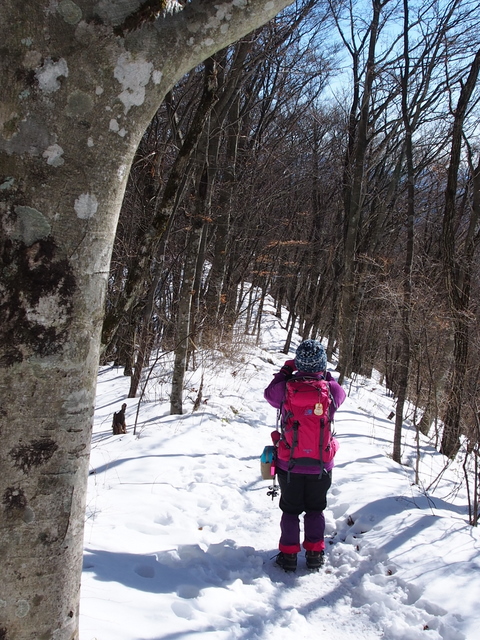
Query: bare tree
332 0 399 383
441 48 480 458
393 0 466 462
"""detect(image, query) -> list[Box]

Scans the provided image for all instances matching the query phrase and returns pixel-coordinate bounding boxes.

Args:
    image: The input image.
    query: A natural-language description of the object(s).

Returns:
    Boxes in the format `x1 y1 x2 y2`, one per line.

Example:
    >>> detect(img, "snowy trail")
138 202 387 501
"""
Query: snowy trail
81 308 477 640
83 404 462 640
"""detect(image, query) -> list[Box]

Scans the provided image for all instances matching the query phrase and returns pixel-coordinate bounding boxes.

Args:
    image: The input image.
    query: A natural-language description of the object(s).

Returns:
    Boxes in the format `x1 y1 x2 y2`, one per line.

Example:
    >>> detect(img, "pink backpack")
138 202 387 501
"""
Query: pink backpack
277 376 336 470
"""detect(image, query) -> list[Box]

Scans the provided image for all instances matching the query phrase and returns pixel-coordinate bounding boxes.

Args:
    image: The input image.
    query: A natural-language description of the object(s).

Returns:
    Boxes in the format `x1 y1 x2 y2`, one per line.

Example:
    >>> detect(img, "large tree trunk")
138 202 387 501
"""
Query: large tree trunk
0 2 293 638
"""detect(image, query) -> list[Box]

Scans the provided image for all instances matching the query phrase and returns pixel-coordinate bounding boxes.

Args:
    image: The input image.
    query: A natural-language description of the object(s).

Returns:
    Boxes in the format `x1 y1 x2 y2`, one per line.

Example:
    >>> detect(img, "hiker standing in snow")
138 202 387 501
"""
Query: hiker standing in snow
264 339 346 572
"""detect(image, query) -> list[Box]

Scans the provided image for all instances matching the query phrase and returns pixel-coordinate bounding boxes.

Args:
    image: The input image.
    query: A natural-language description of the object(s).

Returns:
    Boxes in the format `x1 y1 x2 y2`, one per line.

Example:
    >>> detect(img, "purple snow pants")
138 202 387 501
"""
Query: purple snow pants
276 467 332 553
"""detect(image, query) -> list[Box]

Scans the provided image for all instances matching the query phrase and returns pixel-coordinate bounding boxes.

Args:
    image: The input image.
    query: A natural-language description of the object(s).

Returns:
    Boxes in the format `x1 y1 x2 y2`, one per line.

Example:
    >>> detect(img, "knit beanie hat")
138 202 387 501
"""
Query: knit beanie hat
294 339 327 373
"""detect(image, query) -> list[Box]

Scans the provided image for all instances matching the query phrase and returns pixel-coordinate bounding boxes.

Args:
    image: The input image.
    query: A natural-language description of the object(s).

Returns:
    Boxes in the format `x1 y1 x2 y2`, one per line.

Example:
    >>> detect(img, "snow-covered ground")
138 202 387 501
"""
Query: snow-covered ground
80 300 480 640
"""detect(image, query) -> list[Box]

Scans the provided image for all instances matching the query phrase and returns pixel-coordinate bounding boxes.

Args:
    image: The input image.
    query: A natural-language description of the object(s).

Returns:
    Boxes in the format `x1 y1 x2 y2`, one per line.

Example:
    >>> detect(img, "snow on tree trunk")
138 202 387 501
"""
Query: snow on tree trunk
0 1 293 638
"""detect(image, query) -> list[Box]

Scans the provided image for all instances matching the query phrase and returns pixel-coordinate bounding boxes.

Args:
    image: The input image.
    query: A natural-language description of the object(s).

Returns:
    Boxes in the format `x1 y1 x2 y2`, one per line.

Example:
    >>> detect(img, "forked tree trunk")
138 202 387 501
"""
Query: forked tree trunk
170 213 206 413
337 0 383 383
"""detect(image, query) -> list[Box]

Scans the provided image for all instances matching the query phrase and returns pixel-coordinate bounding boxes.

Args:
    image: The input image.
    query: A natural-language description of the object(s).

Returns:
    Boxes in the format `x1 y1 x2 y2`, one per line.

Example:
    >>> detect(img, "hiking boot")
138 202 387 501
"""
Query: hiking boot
275 552 297 572
305 550 325 570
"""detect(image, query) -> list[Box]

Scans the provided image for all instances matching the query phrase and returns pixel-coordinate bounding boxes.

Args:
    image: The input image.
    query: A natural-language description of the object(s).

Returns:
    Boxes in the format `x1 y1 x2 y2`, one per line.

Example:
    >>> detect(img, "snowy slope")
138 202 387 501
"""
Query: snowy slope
80 302 480 640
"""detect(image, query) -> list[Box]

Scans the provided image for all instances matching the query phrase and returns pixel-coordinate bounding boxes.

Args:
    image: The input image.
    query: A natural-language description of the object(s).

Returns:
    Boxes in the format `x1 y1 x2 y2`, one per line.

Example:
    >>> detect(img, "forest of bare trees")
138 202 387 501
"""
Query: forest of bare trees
101 0 480 522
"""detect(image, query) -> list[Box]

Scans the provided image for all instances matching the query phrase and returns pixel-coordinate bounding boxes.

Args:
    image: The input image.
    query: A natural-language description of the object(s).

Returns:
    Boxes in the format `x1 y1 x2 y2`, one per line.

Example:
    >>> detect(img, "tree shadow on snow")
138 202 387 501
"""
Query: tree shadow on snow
83 540 262 596
82 543 302 640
